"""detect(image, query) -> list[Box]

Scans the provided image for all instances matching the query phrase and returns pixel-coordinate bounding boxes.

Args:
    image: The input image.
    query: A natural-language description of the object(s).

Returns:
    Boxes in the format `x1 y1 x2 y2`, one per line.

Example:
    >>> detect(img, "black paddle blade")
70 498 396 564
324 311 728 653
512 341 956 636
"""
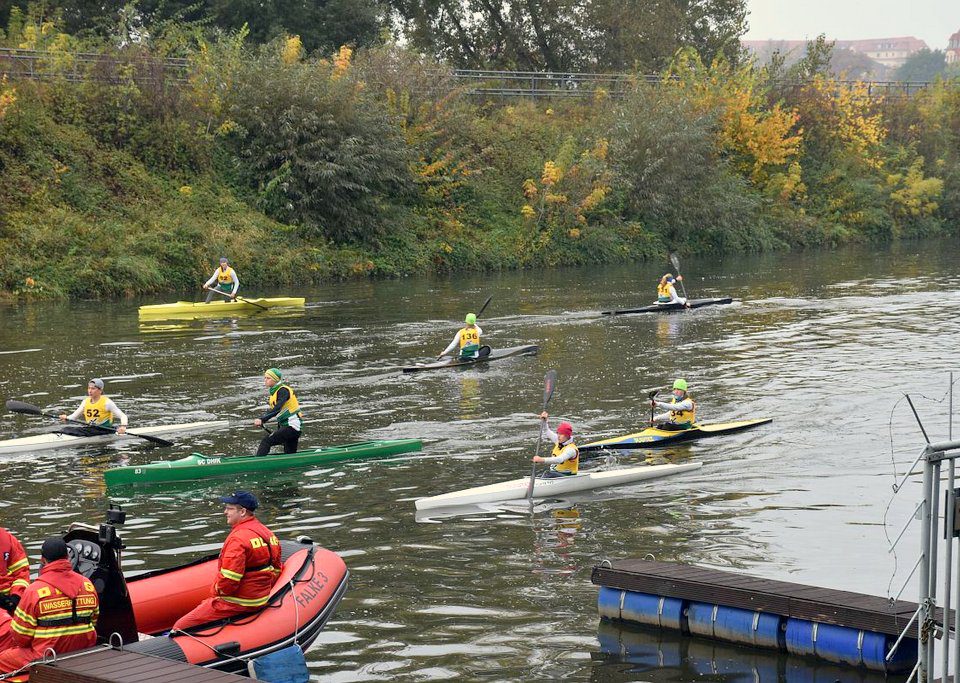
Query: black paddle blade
5 399 42 416
477 296 493 318
542 370 558 409
647 389 660 399
133 432 174 447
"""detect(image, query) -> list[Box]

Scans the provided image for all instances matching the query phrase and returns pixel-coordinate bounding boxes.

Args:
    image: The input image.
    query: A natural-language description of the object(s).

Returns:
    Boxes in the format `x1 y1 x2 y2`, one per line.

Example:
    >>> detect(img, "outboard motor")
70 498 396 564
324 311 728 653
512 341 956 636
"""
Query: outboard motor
61 504 139 646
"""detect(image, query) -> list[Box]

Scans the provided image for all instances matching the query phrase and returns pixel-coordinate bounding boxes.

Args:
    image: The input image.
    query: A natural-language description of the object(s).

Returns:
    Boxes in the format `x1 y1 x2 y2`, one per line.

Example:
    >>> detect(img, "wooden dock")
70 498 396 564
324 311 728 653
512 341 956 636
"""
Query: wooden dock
29 647 247 683
592 558 930 636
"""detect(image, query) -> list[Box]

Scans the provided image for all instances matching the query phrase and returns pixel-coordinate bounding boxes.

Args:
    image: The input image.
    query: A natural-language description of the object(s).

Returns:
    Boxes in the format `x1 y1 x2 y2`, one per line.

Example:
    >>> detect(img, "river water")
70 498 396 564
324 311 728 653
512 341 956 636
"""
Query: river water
1 241 958 681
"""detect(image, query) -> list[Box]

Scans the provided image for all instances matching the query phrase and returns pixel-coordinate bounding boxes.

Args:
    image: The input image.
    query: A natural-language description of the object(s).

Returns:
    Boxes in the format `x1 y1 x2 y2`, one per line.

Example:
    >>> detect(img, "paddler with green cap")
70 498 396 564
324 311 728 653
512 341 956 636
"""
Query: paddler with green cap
253 368 303 456
438 313 484 360
651 378 696 431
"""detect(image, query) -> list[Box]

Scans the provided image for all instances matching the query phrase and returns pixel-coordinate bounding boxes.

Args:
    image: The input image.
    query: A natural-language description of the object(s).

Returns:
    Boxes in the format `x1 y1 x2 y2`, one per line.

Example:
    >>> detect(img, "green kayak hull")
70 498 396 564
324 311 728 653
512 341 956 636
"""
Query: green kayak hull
104 439 422 485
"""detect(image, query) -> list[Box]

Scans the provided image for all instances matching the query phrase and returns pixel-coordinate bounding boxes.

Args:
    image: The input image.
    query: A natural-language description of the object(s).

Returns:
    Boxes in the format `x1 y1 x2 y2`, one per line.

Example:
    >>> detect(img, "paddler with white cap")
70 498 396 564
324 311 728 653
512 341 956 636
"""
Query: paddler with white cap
59 378 128 435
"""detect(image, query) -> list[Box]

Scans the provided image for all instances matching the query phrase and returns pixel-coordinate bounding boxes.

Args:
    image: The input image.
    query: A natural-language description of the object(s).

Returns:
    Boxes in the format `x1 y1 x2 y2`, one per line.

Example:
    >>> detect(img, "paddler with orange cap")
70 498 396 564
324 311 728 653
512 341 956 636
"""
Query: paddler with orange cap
532 412 579 478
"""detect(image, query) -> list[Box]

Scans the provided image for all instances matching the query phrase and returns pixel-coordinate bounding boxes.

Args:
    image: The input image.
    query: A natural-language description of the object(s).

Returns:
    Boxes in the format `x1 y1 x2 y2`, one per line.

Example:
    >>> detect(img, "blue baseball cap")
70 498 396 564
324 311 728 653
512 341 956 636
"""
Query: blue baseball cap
220 490 258 511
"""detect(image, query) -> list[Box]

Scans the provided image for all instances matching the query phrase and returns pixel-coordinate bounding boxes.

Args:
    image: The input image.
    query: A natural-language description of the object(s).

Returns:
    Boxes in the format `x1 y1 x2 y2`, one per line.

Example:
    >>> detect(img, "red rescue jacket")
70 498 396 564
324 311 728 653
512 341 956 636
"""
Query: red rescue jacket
10 559 99 656
214 518 282 608
0 529 29 598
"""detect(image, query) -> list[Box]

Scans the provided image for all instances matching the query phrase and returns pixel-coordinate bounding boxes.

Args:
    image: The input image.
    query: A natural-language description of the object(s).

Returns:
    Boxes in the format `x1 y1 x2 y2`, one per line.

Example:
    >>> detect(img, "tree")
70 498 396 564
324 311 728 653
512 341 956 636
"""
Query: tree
894 48 946 83
1 0 388 53
388 0 748 72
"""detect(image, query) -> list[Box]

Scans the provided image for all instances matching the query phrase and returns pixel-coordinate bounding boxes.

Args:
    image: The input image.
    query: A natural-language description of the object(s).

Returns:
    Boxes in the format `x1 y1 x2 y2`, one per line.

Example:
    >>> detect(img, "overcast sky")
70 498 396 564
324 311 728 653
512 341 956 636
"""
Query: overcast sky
744 0 960 49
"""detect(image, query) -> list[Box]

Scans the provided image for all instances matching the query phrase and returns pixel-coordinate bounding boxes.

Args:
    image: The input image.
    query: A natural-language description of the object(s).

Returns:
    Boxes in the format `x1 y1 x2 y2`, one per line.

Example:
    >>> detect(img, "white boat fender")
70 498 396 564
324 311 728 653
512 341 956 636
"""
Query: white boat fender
249 643 309 682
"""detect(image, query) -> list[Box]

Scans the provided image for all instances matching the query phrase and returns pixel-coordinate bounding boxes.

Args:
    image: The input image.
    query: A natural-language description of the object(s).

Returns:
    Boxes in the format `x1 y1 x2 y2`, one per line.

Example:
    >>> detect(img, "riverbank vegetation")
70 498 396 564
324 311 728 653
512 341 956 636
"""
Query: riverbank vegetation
0 4 958 298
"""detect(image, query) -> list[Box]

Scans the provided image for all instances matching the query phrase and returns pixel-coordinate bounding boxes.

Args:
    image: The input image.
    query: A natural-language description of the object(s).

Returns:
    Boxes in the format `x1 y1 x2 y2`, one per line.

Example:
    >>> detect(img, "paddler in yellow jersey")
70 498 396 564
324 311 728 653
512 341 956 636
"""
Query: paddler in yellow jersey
651 378 696 431
204 257 240 303
438 313 484 360
532 412 579 478
58 378 128 435
254 368 303 456
656 273 687 306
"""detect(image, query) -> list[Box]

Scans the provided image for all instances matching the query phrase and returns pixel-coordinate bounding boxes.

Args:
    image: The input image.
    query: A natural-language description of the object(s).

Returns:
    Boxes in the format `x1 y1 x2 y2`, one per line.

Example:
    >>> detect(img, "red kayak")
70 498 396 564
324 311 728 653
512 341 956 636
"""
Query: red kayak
61 517 347 676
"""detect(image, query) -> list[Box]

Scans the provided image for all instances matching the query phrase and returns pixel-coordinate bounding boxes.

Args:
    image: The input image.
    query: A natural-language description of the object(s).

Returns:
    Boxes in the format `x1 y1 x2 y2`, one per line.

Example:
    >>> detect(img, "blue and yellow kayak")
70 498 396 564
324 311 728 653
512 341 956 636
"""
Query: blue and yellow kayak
580 418 771 452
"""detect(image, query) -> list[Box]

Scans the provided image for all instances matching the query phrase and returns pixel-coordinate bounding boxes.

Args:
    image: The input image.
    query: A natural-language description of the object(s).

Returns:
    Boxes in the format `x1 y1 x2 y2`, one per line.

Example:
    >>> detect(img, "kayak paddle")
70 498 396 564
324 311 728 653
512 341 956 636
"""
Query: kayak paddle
527 370 558 499
647 388 659 426
206 287 269 311
5 399 174 447
668 252 689 301
477 296 493 318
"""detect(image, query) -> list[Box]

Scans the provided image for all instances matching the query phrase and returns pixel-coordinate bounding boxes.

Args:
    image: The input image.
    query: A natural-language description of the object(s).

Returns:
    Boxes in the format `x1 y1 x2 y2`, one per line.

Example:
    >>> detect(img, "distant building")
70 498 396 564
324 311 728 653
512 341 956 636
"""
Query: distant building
743 36 928 69
948 30 960 65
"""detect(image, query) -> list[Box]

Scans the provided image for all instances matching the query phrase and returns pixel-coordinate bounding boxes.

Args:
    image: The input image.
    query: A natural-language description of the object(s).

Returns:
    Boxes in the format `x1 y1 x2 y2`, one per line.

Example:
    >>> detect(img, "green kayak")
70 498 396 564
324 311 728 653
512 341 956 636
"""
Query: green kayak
104 439 423 486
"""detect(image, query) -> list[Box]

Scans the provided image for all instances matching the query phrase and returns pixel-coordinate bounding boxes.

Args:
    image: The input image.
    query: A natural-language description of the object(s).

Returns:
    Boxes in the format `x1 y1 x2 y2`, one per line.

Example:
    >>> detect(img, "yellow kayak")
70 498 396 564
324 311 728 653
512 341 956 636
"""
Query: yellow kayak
138 297 306 319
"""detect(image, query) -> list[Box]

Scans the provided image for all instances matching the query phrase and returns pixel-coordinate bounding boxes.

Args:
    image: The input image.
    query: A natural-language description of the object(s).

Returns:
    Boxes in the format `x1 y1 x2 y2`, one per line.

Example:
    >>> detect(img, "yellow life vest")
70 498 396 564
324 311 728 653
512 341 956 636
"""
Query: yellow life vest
81 395 114 426
458 326 480 349
217 266 236 285
268 383 301 427
552 441 579 474
657 281 672 302
669 394 696 427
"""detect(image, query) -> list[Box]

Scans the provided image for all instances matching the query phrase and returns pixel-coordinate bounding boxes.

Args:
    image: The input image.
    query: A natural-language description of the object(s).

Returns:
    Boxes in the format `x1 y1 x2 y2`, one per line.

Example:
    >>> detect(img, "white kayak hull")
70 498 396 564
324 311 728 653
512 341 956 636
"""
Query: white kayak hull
414 461 703 510
0 420 229 456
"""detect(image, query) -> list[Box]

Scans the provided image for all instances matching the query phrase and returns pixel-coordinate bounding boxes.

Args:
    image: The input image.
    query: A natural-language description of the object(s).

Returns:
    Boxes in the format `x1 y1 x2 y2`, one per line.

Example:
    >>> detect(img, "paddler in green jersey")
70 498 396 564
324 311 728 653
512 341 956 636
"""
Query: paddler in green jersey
651 378 696 431
204 257 240 303
254 368 303 456
438 313 484 360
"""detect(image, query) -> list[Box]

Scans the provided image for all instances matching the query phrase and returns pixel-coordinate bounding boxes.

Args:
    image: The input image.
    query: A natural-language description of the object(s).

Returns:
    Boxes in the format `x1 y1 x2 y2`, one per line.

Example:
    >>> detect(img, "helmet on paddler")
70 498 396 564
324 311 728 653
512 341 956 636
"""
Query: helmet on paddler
465 313 477 325
673 378 688 392
557 421 573 437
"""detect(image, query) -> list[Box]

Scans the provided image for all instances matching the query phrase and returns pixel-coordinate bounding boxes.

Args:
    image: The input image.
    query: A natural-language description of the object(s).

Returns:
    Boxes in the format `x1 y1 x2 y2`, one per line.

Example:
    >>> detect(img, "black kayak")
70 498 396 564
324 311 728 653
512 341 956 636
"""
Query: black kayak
601 297 734 315
402 345 539 373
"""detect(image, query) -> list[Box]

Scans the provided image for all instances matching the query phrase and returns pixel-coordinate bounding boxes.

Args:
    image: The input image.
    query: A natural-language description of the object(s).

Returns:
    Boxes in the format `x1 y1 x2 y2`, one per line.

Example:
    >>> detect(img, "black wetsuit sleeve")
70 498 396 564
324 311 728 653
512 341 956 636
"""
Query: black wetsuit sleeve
259 387 290 422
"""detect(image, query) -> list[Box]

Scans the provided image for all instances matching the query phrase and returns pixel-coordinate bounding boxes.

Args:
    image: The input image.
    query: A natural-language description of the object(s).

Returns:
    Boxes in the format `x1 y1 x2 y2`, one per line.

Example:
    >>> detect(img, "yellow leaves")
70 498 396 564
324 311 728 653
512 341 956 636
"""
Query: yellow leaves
591 138 608 162
580 186 607 211
0 76 16 121
522 179 538 199
281 36 303 65
332 46 352 80
545 193 568 204
541 160 562 186
350 260 374 274
179 186 193 196
665 51 804 201
567 228 581 239
521 204 536 218
803 76 886 170
887 159 943 217
215 119 241 137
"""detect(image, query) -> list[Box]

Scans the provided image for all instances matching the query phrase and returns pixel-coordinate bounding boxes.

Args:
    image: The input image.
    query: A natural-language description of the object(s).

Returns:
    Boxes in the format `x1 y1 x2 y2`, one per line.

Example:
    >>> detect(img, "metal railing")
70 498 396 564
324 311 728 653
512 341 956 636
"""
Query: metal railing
0 48 933 98
888 375 960 683
0 47 188 84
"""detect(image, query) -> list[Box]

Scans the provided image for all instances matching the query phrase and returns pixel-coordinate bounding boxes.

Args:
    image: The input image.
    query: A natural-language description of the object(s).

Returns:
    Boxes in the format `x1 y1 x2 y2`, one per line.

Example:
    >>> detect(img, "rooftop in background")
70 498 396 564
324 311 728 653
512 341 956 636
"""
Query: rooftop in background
743 35 932 72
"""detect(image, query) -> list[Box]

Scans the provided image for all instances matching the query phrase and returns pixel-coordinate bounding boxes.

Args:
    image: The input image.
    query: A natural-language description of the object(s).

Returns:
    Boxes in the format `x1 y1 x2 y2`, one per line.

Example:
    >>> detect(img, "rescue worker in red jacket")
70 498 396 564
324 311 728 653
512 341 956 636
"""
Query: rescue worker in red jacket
0 538 99 677
0 528 30 615
173 491 282 631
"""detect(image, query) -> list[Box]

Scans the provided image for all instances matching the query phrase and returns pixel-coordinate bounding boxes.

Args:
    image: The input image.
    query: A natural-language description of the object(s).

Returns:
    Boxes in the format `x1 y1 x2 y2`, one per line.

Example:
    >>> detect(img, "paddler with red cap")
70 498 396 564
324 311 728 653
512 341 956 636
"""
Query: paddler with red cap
532 412 579 478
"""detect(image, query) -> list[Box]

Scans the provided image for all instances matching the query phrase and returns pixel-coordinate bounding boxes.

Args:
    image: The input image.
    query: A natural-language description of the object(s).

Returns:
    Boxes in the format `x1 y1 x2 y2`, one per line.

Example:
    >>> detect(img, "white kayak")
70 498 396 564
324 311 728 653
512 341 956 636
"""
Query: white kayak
414 461 703 510
0 420 230 456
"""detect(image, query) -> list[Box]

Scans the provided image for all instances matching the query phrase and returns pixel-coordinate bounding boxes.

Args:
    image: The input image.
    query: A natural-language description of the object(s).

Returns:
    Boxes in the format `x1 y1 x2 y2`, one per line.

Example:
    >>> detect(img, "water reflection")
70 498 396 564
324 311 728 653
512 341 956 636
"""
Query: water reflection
1 241 960 680
592 620 904 682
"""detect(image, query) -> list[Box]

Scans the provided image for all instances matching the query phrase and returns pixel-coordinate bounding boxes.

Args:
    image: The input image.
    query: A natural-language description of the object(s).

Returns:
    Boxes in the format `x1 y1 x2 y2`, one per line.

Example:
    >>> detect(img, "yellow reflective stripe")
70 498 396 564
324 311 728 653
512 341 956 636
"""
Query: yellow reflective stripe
10 621 35 637
7 558 27 573
30 624 96 637
219 594 269 607
12 579 28 589
13 608 36 625
220 568 243 581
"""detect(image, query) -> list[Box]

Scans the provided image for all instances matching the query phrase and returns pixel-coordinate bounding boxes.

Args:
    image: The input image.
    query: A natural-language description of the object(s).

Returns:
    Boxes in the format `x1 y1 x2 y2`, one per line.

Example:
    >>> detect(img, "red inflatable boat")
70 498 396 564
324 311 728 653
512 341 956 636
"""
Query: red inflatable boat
58 517 348 676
